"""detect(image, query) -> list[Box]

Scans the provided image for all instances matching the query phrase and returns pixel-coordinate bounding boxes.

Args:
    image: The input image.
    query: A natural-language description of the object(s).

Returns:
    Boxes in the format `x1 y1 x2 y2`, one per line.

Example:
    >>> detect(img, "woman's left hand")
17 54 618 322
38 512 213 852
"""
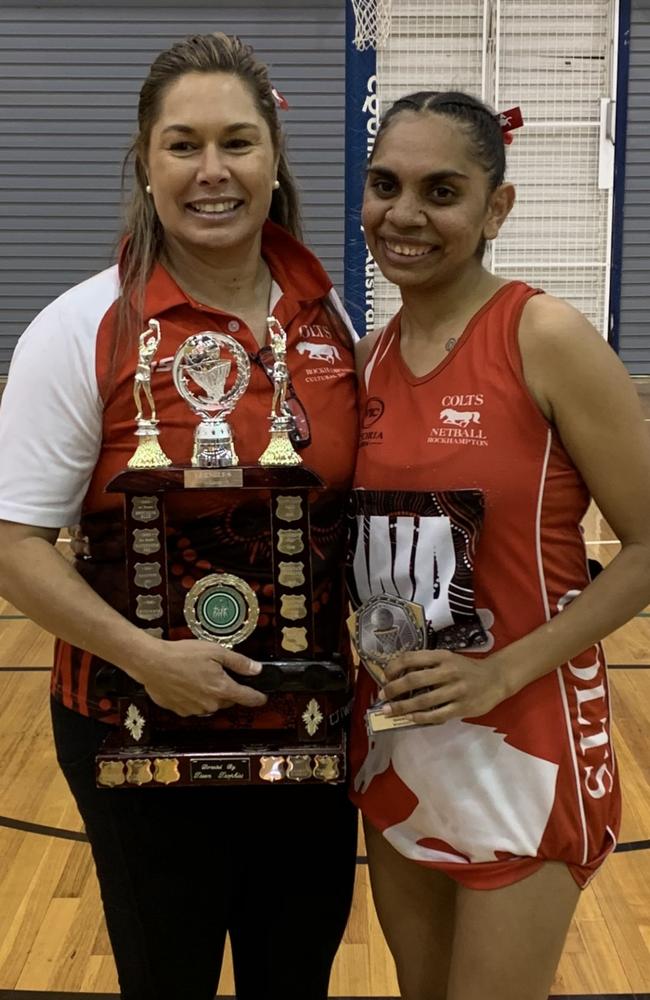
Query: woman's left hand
380 649 509 725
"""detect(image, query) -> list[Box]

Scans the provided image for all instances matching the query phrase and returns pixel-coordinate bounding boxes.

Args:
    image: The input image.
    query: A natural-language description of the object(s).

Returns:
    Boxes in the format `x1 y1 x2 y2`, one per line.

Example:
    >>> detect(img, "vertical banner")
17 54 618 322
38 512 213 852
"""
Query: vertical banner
344 2 379 339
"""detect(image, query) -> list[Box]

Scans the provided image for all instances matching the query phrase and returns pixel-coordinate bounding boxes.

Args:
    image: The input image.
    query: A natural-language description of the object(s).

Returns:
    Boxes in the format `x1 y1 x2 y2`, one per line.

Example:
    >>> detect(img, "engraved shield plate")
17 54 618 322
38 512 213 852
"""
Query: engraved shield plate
135 594 163 622
313 755 340 782
132 496 160 523
184 573 259 646
134 562 162 589
276 495 303 522
286 755 313 781
278 561 305 588
277 529 304 555
153 758 181 784
280 594 307 621
132 528 161 555
97 761 125 787
126 759 153 785
281 626 308 652
260 756 285 782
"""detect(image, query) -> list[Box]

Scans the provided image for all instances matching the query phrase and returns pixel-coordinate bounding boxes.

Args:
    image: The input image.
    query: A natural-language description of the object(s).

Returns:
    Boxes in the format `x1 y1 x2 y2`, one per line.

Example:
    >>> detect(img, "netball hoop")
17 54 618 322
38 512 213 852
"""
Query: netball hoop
350 0 392 50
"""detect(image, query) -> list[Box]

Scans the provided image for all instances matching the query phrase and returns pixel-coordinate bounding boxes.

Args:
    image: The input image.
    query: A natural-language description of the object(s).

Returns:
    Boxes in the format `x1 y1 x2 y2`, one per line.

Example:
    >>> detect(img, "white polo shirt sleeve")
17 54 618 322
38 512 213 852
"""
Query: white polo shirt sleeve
0 266 120 529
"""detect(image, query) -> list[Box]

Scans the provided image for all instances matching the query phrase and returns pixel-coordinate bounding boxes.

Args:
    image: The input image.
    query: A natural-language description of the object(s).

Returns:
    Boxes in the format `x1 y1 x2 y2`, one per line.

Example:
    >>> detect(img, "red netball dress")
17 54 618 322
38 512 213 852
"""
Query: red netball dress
349 281 621 889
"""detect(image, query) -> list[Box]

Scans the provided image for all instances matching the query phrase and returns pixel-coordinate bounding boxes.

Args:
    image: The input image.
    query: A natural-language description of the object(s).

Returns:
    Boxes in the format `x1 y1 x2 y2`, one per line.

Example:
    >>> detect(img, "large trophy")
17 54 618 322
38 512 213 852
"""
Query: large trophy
95 318 349 788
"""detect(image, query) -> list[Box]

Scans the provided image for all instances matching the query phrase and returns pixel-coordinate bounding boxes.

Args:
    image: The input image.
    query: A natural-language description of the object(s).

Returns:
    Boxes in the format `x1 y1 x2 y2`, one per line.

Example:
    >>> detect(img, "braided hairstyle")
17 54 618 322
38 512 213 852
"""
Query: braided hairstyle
370 91 507 257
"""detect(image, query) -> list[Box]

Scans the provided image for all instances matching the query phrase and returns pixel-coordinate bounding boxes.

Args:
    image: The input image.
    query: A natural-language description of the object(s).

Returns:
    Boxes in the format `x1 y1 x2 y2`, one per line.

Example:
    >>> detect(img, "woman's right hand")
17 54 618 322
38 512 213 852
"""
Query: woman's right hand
136 638 268 717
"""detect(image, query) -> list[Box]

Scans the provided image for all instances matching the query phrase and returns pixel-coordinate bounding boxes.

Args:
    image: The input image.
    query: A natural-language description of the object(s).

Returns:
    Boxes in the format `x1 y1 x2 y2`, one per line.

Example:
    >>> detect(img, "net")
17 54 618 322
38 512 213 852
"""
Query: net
351 0 393 50
373 1 487 325
491 0 613 335
369 0 615 335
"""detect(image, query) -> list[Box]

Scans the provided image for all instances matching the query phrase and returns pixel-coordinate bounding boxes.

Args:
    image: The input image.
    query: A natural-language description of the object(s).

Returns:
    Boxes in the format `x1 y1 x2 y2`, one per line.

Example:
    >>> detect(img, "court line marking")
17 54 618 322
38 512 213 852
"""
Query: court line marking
0 666 50 671
0 662 648 674
1 663 649 674
0 815 648 856
0 815 87 842
615 840 650 854
0 993 648 1000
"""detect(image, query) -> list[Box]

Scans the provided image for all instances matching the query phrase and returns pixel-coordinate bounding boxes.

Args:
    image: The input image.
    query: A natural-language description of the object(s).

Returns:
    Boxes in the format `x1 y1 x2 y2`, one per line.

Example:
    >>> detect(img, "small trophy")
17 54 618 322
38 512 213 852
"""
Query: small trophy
172 332 250 468
348 594 428 735
259 317 302 467
127 320 172 469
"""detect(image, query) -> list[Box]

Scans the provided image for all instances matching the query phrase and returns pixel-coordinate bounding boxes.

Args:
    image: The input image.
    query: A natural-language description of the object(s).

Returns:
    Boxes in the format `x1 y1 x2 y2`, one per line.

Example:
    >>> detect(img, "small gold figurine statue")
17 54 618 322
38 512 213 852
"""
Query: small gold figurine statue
127 319 172 469
259 317 302 466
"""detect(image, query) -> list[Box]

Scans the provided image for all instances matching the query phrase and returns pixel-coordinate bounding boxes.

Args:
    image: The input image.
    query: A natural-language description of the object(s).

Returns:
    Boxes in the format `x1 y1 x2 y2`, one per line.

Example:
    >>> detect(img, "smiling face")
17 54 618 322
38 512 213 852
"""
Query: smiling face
144 71 278 263
362 111 513 292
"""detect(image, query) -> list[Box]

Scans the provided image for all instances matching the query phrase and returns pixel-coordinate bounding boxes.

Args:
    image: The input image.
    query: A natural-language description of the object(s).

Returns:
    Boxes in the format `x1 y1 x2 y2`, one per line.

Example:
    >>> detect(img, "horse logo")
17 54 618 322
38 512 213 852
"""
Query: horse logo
296 341 341 365
440 408 481 427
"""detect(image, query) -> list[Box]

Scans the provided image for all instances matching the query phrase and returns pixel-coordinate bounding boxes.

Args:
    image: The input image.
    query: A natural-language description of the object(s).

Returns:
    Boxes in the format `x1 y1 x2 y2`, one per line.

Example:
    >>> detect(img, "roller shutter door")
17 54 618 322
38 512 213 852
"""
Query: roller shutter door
0 0 345 374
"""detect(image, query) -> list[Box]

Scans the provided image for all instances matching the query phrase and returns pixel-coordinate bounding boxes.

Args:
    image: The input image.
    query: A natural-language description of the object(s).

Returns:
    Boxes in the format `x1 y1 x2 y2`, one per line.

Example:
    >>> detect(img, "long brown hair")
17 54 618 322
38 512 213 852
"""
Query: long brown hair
115 32 302 362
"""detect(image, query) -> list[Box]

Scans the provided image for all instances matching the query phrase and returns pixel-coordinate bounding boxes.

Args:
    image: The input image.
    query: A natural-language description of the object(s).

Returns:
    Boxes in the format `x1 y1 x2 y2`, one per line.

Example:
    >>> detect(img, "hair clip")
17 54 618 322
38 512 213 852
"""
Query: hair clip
271 86 290 111
496 106 523 144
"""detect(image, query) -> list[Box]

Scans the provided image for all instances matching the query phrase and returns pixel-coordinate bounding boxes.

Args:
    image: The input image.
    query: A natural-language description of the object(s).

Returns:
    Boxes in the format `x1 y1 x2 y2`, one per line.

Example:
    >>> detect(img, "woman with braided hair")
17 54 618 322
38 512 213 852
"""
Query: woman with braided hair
349 90 650 1000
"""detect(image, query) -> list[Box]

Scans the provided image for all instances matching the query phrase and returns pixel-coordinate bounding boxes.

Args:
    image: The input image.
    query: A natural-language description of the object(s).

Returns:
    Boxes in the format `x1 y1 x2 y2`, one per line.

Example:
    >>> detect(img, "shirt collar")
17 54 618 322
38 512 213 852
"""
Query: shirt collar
121 220 332 320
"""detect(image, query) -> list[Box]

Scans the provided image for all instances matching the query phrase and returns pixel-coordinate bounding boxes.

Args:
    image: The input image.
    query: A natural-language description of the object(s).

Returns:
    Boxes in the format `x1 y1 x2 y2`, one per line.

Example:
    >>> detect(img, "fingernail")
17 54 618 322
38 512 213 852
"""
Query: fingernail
378 688 385 700
381 704 391 716
249 660 262 674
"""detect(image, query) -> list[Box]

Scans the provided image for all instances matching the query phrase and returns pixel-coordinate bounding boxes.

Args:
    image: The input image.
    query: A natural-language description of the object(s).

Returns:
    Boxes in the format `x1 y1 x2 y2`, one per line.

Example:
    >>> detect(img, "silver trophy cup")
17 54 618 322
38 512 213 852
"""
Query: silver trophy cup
172 332 251 468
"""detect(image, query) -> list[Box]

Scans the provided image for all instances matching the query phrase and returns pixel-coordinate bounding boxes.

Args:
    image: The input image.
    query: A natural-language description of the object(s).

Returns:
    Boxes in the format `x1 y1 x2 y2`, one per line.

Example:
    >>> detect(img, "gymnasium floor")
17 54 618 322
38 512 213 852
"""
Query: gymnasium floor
0 392 649 1000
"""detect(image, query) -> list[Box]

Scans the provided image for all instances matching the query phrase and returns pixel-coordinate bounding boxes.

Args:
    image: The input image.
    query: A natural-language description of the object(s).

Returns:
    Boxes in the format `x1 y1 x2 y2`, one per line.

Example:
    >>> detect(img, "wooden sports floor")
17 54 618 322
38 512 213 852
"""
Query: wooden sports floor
0 505 649 999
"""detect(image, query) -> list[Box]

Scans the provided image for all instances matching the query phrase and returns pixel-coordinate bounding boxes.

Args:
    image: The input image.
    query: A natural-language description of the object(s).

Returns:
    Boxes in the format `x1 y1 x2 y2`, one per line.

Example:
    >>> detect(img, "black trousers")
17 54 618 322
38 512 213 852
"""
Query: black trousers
51 699 358 1000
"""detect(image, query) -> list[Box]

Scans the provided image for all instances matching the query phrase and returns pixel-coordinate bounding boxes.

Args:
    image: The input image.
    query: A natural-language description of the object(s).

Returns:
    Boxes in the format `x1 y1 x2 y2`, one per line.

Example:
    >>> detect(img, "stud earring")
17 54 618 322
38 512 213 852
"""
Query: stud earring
145 184 152 194
272 180 280 191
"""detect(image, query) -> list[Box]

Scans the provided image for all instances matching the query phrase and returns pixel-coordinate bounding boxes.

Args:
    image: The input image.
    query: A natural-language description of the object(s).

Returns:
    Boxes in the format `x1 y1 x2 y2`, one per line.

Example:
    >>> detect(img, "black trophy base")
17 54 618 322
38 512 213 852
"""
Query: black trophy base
96 728 347 787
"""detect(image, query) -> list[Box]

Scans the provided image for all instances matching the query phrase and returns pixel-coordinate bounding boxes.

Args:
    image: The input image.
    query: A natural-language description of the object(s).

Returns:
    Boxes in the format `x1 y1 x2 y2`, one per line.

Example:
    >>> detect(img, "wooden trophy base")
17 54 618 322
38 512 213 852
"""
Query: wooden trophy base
96 728 347 788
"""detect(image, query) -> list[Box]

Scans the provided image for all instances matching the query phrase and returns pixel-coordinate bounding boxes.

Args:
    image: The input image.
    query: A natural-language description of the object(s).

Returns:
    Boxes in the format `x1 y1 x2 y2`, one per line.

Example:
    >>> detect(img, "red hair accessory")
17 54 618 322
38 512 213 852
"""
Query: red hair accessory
497 106 523 145
271 86 290 111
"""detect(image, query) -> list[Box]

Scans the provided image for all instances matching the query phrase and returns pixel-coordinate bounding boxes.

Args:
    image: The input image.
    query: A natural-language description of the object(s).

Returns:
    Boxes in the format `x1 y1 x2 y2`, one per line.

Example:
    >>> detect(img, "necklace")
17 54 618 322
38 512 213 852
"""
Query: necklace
445 337 457 353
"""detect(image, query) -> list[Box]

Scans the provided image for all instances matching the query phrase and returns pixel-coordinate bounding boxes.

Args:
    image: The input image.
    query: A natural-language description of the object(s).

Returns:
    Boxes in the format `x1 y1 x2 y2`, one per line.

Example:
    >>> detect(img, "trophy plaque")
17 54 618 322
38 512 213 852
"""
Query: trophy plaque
95 318 350 787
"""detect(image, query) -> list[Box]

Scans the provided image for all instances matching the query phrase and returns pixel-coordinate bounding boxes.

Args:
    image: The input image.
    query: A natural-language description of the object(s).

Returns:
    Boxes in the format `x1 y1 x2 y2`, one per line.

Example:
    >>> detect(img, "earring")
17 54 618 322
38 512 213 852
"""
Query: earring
272 180 280 191
145 184 152 194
